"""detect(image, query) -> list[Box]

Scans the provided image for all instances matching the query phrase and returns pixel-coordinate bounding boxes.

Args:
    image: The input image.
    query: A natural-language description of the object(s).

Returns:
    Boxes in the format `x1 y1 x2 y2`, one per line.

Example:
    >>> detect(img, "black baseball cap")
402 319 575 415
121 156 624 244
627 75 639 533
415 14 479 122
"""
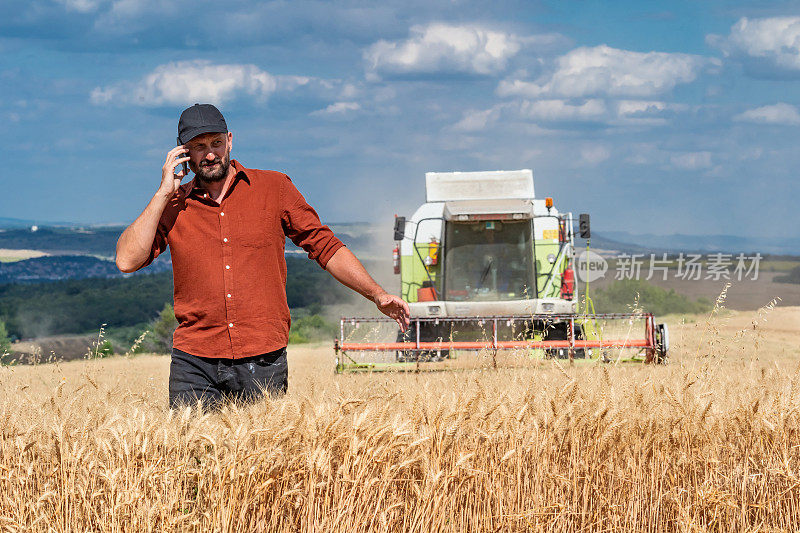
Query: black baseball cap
177 103 228 145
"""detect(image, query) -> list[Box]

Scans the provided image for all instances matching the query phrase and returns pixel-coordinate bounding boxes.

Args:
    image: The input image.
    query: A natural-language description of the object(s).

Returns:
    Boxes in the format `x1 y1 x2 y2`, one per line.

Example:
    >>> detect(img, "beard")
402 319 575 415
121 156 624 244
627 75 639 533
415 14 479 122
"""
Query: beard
193 151 231 184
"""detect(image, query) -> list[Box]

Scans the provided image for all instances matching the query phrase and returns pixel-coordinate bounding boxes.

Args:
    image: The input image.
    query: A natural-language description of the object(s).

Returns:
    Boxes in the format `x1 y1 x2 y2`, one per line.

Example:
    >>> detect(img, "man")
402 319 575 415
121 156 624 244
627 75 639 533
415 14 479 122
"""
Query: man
115 103 409 408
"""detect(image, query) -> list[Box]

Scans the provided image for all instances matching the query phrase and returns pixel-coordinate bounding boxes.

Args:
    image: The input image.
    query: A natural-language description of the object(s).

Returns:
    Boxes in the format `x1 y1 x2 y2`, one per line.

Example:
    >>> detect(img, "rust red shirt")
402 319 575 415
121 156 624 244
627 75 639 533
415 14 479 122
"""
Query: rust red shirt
138 160 345 359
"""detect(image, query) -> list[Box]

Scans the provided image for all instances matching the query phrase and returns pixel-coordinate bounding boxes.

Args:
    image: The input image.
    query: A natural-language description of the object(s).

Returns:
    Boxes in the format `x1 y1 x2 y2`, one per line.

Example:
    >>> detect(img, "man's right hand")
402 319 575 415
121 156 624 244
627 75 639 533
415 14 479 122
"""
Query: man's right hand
160 146 190 196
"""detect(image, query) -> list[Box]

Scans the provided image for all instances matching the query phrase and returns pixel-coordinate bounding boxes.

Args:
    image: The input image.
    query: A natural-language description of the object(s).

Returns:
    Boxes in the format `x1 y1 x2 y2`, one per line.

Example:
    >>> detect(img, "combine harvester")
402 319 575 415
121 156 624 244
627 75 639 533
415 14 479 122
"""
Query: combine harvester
334 170 669 372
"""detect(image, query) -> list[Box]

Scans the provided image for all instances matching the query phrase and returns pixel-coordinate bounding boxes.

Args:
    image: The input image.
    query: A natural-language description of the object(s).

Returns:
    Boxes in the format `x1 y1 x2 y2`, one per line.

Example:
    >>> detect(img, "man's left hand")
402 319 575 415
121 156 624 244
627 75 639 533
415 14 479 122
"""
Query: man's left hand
373 292 411 332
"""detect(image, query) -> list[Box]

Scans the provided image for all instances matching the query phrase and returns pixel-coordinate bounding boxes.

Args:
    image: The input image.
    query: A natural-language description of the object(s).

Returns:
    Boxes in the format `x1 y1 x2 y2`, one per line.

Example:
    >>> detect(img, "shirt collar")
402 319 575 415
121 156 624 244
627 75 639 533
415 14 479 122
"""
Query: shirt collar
185 159 250 198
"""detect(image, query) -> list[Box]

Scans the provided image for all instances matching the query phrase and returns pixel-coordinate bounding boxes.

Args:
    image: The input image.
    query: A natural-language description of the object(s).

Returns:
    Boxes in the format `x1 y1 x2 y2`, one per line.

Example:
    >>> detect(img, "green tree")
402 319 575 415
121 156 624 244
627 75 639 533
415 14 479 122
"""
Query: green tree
593 279 712 316
288 312 337 344
150 303 178 354
775 265 800 284
0 320 10 354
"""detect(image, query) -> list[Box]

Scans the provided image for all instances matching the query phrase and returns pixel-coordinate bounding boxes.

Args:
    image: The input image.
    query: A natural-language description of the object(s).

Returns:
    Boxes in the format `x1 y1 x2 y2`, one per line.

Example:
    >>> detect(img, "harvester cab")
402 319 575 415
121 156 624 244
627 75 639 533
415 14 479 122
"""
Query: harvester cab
398 170 575 318
335 170 669 372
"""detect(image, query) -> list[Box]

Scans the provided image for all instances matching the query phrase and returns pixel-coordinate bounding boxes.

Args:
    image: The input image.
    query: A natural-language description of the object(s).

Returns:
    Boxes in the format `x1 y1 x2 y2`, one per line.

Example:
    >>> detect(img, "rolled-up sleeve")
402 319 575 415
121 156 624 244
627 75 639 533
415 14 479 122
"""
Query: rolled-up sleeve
280 174 345 269
136 218 169 271
136 193 184 271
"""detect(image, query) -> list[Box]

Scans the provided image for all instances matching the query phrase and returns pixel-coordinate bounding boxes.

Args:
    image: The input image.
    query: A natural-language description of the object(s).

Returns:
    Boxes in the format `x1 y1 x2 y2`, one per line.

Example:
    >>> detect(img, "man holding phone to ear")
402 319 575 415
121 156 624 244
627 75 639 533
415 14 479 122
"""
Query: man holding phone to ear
115 104 409 409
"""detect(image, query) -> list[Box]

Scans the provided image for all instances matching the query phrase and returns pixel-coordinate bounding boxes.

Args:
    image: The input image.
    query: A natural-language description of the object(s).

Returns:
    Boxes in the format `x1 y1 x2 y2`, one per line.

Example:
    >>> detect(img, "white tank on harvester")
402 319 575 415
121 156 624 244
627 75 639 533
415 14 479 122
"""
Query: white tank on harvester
334 170 669 372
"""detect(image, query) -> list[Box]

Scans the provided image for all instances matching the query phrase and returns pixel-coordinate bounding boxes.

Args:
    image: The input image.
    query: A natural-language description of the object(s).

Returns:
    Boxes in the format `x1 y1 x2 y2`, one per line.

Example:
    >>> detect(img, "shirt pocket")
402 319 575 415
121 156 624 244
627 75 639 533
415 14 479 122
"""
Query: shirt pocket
236 208 273 248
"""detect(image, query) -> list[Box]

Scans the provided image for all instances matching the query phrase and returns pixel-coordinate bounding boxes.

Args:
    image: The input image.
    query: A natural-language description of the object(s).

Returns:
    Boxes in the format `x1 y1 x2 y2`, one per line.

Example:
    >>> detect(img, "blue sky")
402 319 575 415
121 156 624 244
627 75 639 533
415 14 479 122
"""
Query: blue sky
2 0 799 238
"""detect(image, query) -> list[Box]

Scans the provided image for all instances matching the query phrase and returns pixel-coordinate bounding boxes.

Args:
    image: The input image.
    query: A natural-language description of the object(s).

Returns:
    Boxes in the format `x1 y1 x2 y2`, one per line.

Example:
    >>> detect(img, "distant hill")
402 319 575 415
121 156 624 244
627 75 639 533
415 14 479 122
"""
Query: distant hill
600 231 800 256
574 233 652 255
0 217 73 228
0 254 171 283
0 226 123 257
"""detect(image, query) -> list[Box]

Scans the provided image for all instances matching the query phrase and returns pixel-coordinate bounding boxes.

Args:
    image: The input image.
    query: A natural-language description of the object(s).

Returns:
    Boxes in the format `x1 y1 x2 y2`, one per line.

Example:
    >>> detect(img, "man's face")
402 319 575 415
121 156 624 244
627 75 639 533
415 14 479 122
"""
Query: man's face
185 132 233 184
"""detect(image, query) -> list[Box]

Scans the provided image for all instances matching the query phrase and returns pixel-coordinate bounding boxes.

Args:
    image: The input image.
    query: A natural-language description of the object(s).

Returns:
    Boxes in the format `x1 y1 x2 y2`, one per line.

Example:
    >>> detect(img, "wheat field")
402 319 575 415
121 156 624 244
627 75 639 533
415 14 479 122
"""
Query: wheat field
1 303 800 531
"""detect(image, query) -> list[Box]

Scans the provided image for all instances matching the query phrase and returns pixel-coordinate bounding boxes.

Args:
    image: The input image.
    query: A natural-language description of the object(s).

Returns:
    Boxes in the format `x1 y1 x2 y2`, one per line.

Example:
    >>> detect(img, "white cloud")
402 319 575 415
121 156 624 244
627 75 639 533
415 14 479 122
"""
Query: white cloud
93 0 170 28
452 99 606 132
624 154 652 166
312 102 361 116
621 143 668 166
733 103 800 125
518 99 607 121
616 100 669 116
452 107 504 132
580 145 611 165
708 17 800 75
55 0 109 13
612 100 689 126
91 61 286 106
364 23 528 77
670 151 712 170
497 45 715 98
451 96 691 132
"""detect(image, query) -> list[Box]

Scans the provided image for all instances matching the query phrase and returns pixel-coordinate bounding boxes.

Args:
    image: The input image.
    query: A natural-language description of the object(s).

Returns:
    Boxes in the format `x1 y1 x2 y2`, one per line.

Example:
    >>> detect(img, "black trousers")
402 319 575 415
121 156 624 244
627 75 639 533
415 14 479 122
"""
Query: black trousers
168 346 288 409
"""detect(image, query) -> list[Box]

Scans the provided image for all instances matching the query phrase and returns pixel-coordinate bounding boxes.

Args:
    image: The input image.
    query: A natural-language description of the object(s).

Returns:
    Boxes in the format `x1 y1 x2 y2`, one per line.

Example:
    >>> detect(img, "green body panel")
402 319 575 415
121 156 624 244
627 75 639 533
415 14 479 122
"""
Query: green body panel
533 240 565 299
400 242 440 303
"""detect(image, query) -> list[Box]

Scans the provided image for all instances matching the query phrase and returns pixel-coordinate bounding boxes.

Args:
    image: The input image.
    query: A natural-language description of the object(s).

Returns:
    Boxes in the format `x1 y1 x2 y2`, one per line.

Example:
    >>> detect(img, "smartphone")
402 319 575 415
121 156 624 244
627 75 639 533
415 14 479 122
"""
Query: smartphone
176 137 189 176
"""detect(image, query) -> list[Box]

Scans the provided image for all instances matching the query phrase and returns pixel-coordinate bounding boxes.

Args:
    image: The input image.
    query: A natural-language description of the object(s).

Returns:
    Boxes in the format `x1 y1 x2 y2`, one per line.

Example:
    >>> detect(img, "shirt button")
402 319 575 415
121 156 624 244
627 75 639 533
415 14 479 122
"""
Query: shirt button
228 323 234 328
223 238 228 242
227 293 232 298
220 212 225 216
225 265 230 269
